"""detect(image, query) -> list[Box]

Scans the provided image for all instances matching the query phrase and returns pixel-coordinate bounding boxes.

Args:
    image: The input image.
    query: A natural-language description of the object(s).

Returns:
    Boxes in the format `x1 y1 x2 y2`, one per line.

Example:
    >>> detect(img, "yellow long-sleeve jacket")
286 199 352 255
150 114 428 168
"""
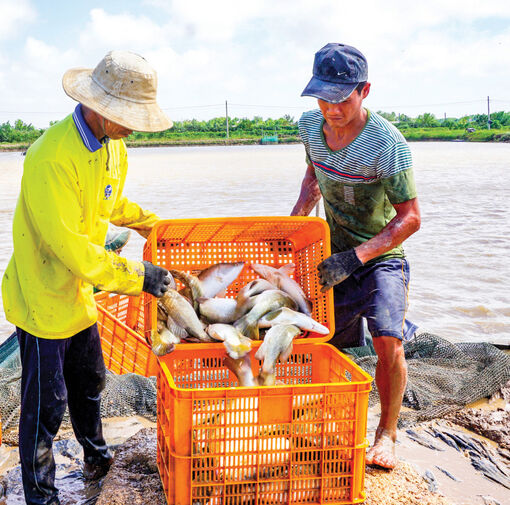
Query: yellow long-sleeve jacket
2 107 159 339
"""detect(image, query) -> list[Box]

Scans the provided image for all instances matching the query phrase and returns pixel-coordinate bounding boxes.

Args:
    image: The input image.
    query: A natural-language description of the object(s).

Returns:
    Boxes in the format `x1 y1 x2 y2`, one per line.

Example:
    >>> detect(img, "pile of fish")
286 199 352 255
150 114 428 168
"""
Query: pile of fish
151 261 329 386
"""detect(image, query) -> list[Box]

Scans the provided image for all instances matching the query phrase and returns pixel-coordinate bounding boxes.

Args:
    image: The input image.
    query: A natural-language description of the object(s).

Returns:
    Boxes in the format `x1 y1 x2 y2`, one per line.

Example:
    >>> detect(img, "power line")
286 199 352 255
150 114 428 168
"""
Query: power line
2 98 510 116
374 99 487 109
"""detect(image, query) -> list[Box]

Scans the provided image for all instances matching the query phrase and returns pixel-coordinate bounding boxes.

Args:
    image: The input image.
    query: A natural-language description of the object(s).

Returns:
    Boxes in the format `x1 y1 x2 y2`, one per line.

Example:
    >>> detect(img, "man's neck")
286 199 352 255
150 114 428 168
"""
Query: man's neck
323 108 368 151
81 106 107 141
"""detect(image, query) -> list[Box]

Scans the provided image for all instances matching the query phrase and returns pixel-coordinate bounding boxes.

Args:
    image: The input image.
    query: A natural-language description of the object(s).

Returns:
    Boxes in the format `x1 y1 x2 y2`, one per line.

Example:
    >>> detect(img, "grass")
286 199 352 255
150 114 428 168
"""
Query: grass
1 130 510 152
400 128 510 142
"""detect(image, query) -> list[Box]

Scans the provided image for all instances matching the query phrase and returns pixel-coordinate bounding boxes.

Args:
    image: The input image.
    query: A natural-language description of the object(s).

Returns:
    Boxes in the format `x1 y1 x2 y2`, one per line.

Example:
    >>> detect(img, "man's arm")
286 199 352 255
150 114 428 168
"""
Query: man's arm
291 163 322 216
318 198 420 292
110 195 160 239
355 197 421 263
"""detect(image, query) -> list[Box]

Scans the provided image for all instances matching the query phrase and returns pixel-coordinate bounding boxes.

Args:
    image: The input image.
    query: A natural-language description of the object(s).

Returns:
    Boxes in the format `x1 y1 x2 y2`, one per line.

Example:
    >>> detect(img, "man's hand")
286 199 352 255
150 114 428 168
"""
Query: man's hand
142 261 172 297
317 249 363 292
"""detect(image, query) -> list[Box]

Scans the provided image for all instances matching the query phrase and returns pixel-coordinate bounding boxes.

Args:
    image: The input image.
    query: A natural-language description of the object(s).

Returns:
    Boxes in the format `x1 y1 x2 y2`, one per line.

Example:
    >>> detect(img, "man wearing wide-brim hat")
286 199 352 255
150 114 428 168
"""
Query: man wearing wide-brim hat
2 51 173 505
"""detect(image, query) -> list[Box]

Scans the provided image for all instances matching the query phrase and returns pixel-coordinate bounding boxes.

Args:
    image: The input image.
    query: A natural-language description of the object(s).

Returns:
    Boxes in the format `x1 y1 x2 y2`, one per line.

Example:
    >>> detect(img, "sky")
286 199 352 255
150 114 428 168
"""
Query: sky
1 0 510 128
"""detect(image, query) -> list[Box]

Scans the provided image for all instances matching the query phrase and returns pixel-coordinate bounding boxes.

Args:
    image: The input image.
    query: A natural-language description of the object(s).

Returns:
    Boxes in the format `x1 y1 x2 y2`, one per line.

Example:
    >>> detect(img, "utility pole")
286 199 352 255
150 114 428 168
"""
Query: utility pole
487 96 491 130
225 100 229 138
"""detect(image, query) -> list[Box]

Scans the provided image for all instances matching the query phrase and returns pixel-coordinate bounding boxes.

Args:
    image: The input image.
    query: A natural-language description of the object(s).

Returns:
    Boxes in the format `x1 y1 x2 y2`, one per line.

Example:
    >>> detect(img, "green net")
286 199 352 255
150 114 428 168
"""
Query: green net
0 333 156 445
345 332 510 425
1 331 510 444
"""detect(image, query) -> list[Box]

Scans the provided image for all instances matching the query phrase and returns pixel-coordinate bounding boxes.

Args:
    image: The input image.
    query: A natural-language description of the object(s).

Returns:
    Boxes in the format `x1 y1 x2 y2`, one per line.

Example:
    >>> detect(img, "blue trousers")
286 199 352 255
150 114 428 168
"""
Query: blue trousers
330 258 418 348
17 324 111 505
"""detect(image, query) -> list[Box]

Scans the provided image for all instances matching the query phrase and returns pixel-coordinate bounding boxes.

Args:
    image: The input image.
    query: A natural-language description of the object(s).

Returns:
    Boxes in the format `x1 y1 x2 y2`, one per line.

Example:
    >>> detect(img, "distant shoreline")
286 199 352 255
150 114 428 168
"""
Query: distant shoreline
1 132 510 152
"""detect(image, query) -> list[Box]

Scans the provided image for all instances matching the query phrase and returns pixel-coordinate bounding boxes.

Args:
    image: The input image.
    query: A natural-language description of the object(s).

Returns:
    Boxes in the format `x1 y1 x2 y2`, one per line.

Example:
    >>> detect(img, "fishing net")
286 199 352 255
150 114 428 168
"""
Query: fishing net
345 332 510 426
2 331 510 444
0 332 157 445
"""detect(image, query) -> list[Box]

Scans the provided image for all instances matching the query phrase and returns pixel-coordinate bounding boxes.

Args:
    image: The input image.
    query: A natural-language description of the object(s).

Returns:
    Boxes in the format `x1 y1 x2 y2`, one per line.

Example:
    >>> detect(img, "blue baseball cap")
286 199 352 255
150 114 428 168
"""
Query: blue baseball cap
301 43 368 103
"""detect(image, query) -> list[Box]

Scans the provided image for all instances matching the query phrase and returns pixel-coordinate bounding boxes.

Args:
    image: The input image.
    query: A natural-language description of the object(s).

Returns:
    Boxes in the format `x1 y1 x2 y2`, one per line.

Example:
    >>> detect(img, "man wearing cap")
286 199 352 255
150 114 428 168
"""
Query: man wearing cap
2 51 173 505
291 43 421 469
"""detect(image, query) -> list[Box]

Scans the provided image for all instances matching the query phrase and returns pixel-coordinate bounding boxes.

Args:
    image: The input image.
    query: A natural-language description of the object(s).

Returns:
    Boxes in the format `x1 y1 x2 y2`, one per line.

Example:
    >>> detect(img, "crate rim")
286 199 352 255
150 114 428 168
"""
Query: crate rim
157 343 373 394
151 215 329 230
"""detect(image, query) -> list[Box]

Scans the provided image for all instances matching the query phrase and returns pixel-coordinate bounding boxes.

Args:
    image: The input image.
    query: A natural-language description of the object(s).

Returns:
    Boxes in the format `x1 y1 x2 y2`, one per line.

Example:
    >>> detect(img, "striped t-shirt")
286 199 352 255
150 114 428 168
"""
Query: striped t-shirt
298 109 417 261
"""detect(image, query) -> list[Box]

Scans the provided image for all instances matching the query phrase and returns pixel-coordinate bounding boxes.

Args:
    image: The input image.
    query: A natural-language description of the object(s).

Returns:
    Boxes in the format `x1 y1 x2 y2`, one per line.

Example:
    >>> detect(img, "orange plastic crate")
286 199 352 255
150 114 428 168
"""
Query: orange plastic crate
95 291 159 377
157 343 372 505
143 217 334 347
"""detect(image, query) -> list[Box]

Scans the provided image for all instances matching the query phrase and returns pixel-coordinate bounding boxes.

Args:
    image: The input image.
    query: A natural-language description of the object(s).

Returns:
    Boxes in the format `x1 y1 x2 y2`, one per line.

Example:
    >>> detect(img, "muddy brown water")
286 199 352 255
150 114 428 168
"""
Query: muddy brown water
1 143 509 345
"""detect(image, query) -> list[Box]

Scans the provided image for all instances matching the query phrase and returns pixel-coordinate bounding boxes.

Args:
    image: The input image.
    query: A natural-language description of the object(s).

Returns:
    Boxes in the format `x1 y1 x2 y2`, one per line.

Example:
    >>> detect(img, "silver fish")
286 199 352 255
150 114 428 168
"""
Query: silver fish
234 289 296 340
151 320 180 356
250 263 312 316
166 314 189 340
158 289 209 342
258 307 329 335
254 324 300 386
170 269 203 309
198 295 258 323
207 324 252 359
236 278 275 306
198 262 245 298
224 354 256 387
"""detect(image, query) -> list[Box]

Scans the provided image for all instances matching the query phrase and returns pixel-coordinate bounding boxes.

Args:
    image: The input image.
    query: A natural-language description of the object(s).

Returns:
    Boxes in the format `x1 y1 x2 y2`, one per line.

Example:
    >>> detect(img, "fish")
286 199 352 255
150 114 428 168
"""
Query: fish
224 354 257 387
234 289 297 340
198 295 258 323
235 278 275 306
207 324 252 359
199 297 238 322
166 314 189 340
255 324 300 386
158 289 210 342
170 262 245 309
198 262 245 298
250 263 313 316
150 320 180 356
258 307 329 335
170 269 203 309
157 304 168 322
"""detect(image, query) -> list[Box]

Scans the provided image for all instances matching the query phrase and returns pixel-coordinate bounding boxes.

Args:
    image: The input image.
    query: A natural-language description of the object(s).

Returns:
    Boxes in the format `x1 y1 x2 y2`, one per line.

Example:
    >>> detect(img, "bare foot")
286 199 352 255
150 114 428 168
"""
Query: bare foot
365 428 398 469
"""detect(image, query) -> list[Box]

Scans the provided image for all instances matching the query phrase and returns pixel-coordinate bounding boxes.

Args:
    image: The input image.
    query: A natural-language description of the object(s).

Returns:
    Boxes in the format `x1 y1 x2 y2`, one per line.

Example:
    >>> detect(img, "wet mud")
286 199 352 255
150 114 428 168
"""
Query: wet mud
2 408 509 504
447 408 510 451
447 381 510 451
96 428 165 505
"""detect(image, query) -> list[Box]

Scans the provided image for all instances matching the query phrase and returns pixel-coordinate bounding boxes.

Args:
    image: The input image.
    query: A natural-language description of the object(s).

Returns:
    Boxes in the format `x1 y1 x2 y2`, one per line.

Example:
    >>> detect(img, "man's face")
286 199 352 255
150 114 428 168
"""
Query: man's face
104 119 133 140
318 82 370 129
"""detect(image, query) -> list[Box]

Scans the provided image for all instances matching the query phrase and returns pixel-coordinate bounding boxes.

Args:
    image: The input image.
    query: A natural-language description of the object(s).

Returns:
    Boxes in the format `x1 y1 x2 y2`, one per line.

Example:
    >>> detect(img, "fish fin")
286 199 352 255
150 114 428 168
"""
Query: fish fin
279 263 295 277
247 322 260 340
279 342 294 363
259 371 276 386
304 298 313 316
234 315 249 334
254 341 267 361
250 263 275 278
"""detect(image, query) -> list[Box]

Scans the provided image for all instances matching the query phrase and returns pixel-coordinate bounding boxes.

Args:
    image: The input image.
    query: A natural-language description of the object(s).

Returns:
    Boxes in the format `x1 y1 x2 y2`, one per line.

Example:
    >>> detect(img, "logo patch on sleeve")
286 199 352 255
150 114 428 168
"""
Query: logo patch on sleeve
104 184 113 200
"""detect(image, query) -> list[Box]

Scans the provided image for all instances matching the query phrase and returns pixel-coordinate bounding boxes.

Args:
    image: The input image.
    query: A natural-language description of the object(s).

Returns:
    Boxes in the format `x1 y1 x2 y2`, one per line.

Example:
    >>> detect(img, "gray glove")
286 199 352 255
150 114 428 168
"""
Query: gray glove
142 261 171 297
317 249 363 292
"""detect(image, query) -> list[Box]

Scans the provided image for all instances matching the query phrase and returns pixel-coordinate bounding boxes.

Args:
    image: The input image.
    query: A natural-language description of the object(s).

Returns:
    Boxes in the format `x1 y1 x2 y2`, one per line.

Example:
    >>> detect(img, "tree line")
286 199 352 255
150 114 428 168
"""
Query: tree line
2 110 510 144
377 110 510 130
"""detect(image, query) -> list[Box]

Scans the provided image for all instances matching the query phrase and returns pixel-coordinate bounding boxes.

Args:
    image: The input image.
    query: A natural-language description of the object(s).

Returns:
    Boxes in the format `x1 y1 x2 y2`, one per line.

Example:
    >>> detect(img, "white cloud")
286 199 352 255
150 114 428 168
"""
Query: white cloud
0 0 36 40
79 8 170 51
2 1 510 126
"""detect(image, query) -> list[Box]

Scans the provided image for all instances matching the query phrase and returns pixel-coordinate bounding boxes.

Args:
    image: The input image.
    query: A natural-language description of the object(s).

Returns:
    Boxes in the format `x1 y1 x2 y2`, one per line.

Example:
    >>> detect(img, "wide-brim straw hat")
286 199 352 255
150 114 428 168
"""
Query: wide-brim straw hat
62 50 172 132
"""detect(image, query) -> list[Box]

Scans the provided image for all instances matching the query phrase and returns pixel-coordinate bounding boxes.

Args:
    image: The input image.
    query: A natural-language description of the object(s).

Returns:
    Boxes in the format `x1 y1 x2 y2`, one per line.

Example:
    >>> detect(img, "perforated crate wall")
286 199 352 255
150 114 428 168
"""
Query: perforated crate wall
95 291 159 377
157 343 372 505
143 217 334 348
